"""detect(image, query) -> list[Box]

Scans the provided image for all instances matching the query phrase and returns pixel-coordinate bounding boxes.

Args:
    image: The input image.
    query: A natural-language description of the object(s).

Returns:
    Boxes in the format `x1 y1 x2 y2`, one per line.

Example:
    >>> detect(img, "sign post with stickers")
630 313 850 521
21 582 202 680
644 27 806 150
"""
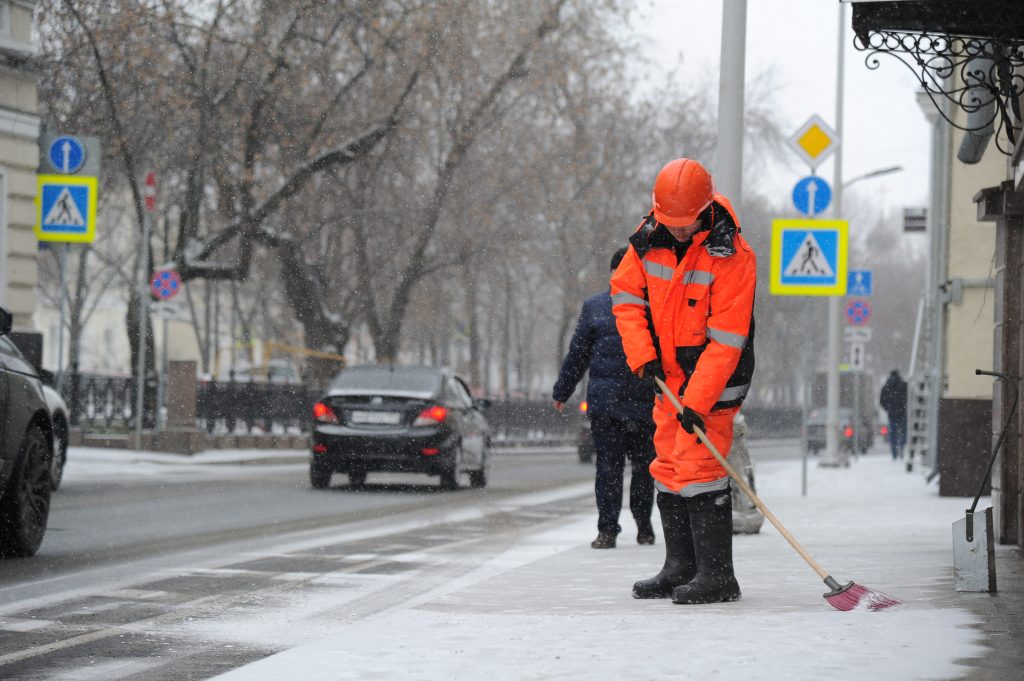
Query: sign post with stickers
36 134 102 395
784 113 847 472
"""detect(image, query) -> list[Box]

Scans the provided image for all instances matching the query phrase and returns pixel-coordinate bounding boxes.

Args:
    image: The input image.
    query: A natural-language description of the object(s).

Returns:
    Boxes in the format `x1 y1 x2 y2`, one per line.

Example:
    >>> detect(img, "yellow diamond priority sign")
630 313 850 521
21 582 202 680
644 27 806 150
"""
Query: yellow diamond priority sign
788 114 840 170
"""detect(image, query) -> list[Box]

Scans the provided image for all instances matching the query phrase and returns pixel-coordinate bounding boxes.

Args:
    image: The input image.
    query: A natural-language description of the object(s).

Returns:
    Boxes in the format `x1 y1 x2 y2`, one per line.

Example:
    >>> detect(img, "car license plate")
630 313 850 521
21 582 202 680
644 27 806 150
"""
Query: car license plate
349 410 401 425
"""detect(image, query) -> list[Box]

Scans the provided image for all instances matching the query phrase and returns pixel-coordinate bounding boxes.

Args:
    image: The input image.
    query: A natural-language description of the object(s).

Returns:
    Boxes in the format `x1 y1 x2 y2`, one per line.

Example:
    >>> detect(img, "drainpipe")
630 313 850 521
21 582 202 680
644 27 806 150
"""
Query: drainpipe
926 90 953 475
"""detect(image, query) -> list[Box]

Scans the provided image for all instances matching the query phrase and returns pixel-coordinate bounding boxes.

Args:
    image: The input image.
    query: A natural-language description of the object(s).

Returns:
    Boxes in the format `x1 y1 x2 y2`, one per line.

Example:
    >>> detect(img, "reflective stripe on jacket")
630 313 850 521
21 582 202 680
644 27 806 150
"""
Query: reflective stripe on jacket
610 194 756 416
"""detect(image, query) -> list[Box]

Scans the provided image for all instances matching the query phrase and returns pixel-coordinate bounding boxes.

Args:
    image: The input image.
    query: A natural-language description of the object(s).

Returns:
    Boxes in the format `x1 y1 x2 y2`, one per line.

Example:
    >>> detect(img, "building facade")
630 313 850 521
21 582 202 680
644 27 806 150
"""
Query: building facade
850 0 1024 550
0 0 39 329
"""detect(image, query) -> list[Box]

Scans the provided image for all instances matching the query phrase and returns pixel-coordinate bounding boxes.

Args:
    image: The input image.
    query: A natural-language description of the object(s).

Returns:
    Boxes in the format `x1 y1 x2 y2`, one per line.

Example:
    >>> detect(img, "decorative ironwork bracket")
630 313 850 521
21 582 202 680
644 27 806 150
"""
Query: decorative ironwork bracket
854 30 1024 154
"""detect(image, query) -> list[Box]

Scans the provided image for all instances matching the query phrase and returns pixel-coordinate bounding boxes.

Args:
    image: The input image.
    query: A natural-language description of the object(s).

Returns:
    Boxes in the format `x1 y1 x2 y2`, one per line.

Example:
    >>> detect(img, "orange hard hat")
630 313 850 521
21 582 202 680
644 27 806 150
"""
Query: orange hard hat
651 158 715 227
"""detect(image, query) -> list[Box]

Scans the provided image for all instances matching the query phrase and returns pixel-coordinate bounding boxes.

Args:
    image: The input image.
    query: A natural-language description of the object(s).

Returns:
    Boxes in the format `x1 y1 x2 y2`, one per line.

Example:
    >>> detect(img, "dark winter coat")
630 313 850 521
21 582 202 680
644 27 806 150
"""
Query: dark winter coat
552 289 655 423
880 373 908 423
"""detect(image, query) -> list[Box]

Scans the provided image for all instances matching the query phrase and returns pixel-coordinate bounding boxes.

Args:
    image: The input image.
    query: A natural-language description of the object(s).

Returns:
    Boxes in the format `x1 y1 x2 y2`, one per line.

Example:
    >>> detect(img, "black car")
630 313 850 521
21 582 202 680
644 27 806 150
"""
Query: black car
0 306 54 557
310 365 490 490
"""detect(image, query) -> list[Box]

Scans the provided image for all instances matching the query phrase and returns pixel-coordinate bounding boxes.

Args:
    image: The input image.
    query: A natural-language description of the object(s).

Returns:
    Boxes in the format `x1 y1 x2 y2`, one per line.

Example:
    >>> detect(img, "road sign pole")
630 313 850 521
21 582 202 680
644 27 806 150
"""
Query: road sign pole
56 244 67 392
134 172 156 449
825 2 846 468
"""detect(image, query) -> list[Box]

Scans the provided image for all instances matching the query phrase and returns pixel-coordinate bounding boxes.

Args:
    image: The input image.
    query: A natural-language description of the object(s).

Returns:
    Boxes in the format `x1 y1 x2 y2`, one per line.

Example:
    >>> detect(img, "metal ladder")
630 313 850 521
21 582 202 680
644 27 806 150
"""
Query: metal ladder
906 375 930 472
906 298 930 472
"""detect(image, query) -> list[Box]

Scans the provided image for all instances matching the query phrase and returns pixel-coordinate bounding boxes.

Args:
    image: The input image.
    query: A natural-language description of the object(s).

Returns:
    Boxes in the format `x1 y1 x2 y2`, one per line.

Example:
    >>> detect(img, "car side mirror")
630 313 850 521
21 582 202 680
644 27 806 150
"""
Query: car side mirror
474 398 491 411
0 306 11 336
37 368 56 387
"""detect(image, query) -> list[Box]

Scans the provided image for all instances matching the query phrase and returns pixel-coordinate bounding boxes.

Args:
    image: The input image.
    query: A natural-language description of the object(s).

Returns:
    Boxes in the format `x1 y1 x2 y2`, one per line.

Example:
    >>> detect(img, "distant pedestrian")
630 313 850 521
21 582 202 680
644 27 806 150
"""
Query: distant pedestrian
552 247 656 549
880 370 908 460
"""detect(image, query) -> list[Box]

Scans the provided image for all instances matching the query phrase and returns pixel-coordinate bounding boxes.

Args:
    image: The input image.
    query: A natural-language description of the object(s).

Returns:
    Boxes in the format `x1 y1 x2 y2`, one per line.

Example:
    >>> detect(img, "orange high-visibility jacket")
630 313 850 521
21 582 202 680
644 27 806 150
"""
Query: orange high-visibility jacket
610 194 756 416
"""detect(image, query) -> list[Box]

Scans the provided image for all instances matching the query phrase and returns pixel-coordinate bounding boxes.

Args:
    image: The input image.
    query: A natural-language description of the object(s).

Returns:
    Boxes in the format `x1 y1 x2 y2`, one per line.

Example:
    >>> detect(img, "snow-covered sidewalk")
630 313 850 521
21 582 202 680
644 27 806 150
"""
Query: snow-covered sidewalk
208 452 1008 681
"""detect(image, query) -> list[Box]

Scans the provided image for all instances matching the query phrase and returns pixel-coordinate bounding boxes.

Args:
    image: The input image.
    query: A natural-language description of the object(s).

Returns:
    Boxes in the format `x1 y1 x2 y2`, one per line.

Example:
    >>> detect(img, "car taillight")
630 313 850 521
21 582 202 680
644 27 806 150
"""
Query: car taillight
843 426 854 438
880 425 889 436
413 405 448 427
313 402 339 424
420 447 441 456
579 401 588 413
313 443 327 454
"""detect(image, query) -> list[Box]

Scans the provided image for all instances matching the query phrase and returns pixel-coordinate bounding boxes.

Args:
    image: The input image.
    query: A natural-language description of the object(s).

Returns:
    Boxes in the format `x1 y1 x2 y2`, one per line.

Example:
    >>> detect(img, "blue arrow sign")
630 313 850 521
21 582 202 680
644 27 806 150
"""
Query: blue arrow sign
48 136 86 174
792 176 832 216
847 270 873 297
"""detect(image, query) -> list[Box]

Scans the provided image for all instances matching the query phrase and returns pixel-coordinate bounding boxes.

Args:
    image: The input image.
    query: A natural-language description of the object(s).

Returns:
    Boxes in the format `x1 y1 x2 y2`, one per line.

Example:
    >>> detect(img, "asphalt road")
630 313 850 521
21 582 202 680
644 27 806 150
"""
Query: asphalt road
0 440 803 680
1 448 595 588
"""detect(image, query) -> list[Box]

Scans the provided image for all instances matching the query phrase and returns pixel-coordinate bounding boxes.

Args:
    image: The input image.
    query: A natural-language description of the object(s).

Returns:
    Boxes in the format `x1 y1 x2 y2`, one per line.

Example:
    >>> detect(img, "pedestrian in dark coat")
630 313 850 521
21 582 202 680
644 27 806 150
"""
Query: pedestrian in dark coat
880 370 908 460
552 247 656 549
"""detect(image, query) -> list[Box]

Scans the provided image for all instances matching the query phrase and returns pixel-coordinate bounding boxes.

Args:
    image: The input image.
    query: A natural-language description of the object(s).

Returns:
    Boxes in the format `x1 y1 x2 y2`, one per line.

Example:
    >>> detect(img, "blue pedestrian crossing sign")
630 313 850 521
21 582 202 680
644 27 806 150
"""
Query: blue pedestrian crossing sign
48 136 86 174
847 270 873 297
770 219 849 296
35 174 98 243
792 176 832 216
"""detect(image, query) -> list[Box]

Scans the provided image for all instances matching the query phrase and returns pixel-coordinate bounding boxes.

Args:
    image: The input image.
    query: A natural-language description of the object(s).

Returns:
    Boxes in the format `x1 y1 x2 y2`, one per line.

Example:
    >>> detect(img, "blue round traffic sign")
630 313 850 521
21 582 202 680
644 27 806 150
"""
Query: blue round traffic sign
150 269 182 300
48 136 86 174
792 176 832 216
845 299 872 326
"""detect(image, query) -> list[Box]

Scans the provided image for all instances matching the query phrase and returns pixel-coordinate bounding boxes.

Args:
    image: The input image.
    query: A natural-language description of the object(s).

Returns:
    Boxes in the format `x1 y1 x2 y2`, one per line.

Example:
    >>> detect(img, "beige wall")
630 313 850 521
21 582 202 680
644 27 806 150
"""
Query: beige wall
0 0 40 329
943 118 1003 398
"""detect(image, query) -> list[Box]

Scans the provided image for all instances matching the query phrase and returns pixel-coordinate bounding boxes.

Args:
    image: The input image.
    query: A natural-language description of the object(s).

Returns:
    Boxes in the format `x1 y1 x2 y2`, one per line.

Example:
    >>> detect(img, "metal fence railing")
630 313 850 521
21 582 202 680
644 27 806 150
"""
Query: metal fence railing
70 374 135 430
60 369 802 443
195 380 320 434
484 400 585 445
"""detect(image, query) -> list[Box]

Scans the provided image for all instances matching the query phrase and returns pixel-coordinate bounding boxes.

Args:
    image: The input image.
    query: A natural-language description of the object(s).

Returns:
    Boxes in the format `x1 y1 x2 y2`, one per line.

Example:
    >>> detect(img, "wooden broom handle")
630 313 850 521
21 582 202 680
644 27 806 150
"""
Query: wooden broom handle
654 377 830 580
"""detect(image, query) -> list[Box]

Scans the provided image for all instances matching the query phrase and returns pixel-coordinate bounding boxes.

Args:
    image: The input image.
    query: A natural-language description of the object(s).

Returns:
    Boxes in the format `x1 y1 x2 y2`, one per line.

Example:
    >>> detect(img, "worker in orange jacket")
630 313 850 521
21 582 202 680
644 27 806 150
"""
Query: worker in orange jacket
611 158 756 605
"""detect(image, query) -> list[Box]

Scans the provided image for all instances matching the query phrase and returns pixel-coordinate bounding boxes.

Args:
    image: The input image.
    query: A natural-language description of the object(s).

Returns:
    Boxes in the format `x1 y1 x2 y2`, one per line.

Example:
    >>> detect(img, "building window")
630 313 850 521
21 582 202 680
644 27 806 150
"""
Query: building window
0 3 9 37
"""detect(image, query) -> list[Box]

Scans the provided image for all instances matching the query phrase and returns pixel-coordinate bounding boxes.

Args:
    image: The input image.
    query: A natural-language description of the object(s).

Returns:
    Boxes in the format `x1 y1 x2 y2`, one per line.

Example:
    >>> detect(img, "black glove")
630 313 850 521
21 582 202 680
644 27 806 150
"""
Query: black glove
639 360 666 393
676 406 705 435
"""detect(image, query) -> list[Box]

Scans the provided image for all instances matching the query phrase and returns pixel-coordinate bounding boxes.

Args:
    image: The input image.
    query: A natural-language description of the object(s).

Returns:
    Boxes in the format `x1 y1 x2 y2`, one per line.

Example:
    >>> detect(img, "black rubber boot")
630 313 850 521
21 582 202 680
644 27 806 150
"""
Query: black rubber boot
635 517 655 545
632 493 695 598
591 530 617 549
672 489 741 604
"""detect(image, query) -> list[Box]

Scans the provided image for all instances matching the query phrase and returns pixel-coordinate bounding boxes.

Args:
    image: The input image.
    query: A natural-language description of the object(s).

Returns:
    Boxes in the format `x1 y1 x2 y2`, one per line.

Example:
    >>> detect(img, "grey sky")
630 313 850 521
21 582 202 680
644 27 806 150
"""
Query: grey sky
633 0 931 212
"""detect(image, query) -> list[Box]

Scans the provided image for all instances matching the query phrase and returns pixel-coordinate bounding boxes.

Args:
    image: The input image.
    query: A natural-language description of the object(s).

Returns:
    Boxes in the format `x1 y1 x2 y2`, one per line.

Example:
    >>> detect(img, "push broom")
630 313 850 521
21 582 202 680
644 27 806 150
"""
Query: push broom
655 376 903 611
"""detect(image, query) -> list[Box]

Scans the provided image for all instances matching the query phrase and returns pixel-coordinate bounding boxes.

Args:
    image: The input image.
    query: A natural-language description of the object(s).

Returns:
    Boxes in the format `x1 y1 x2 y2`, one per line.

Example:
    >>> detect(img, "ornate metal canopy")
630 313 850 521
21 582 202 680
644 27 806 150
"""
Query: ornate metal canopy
851 1 1024 155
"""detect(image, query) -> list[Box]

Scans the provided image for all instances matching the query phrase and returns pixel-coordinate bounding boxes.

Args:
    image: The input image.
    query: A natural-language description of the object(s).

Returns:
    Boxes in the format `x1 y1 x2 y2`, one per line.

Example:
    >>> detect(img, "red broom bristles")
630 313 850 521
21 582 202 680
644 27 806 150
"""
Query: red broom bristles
825 582 905 611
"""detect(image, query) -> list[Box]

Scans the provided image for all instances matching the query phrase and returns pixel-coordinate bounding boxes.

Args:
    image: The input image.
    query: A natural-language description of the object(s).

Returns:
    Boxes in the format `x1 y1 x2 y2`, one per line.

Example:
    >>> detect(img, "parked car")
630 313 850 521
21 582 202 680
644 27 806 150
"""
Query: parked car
41 385 69 490
310 365 490 489
805 407 874 454
34 368 70 491
0 306 54 557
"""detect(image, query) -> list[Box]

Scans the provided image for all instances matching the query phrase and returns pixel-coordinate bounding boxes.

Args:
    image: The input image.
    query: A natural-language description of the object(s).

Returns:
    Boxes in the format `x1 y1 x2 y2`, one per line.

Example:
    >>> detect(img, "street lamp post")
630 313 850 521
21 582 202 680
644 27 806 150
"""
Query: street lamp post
826 1 905 468
825 3 847 470
843 165 903 190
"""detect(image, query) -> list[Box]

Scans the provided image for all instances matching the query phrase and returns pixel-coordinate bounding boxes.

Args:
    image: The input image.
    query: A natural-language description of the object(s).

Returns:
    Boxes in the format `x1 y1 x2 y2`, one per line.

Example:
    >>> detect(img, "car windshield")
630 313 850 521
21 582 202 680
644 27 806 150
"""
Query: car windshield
327 368 441 398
